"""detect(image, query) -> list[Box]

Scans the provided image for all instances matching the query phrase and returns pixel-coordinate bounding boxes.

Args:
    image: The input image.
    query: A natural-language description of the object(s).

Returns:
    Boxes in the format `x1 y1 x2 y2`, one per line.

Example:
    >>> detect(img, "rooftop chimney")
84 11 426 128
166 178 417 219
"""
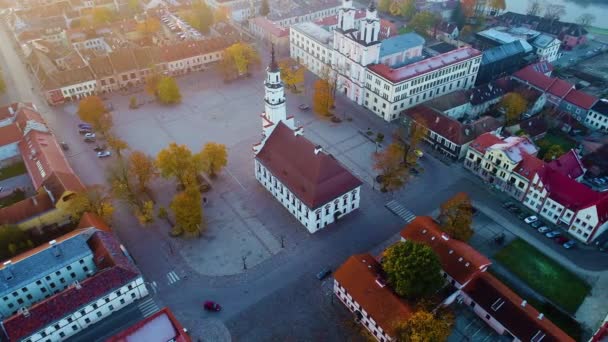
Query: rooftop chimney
314 145 323 155
435 117 440 124
521 300 527 307
3 261 13 281
50 240 61 257
538 313 544 320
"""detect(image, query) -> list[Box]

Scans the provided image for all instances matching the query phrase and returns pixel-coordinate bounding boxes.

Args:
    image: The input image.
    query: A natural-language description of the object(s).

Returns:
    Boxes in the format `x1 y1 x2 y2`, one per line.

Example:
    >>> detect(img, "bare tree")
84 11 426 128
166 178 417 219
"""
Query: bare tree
526 0 543 16
577 13 596 27
544 4 565 21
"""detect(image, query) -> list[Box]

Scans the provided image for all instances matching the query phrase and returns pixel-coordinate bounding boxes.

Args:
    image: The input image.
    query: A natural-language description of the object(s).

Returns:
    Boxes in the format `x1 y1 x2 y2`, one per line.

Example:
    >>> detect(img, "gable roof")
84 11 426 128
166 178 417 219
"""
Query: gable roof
108 307 191 342
488 136 538 163
467 82 504 105
0 124 22 147
563 89 597 110
404 106 501 146
463 272 575 342
2 231 140 342
514 153 544 181
546 78 574 99
468 132 503 153
77 212 112 232
513 65 556 91
255 122 361 209
400 216 491 285
425 90 469 112
369 47 481 84
519 116 548 139
548 149 585 180
333 254 412 337
0 192 55 226
537 165 601 211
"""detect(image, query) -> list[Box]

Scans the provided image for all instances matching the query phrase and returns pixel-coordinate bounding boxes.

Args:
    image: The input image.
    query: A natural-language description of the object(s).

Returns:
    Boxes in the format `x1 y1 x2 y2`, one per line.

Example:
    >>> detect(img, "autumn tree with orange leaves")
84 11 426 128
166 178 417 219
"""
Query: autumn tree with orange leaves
438 192 474 242
374 142 409 192
313 79 334 117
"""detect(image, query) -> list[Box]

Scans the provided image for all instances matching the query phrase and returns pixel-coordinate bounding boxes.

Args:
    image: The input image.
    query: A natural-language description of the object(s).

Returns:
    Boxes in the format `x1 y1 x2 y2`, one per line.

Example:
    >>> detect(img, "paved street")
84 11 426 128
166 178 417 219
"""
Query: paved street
1 22 607 339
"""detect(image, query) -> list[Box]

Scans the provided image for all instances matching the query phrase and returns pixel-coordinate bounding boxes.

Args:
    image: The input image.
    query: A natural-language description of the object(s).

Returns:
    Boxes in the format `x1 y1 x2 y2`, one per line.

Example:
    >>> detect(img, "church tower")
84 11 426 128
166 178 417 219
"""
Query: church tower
360 2 380 45
337 0 356 31
263 46 288 125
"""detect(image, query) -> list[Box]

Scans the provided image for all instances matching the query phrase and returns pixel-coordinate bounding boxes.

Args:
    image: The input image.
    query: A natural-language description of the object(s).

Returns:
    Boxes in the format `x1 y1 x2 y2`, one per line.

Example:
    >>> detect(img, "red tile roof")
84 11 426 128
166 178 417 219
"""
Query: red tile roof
77 212 112 232
0 192 55 226
380 19 398 38
468 132 503 153
513 66 556 91
2 231 140 342
315 9 366 26
19 130 79 191
462 272 575 342
250 16 290 37
400 216 491 285
368 47 481 83
537 165 600 211
0 102 23 121
334 254 412 337
546 78 574 98
15 106 45 130
548 149 585 180
0 124 22 146
563 89 597 110
404 106 501 145
256 122 362 209
514 153 544 180
107 307 191 342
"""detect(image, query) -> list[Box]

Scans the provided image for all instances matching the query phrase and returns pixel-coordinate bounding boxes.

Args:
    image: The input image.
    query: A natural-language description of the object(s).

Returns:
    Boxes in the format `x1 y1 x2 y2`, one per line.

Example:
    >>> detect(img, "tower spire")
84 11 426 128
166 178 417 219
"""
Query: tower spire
269 44 279 72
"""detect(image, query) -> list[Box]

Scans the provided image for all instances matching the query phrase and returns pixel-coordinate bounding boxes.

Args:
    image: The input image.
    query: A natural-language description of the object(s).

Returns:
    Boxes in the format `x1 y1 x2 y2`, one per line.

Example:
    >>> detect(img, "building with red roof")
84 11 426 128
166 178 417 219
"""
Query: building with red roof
0 227 147 342
108 307 191 342
249 17 290 55
560 89 598 122
253 49 361 234
333 253 412 341
460 272 575 342
400 216 492 288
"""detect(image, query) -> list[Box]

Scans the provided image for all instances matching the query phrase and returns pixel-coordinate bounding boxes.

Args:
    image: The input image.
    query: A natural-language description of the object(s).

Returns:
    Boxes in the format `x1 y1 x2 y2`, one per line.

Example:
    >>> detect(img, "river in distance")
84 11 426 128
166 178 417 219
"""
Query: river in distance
505 0 608 29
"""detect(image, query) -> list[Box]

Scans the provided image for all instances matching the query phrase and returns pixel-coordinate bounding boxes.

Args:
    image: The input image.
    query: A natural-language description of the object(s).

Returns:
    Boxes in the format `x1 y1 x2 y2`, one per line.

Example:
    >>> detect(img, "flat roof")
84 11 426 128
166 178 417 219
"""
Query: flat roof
379 32 425 58
292 22 332 46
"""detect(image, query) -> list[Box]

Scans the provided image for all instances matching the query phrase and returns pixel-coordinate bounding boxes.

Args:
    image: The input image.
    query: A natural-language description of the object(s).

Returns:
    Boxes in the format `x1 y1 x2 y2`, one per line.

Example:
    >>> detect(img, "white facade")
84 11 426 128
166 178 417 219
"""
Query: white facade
333 280 392 342
72 37 111 53
290 23 333 77
533 37 561 63
255 160 361 233
585 103 608 132
21 277 147 342
365 54 481 121
272 6 340 27
60 80 97 101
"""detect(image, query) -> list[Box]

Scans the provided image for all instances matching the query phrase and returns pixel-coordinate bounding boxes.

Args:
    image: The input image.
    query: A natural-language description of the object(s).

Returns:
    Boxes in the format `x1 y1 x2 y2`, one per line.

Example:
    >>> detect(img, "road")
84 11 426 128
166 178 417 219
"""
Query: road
1 22 607 340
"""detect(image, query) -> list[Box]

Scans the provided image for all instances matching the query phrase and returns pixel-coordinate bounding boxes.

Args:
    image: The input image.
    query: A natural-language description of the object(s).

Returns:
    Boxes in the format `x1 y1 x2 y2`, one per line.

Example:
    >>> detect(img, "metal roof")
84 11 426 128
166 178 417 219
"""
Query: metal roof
379 32 425 57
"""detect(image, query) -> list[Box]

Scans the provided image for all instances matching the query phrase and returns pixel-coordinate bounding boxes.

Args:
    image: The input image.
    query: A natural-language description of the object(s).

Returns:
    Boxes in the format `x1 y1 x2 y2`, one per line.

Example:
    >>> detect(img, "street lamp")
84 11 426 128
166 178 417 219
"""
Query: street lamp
242 256 247 270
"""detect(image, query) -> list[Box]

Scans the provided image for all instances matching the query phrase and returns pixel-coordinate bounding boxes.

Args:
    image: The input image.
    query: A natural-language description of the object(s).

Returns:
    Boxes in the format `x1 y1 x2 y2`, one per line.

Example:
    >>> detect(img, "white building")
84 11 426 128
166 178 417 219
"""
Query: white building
585 99 608 132
530 34 561 63
253 48 362 233
290 22 333 76
334 253 412 342
365 47 481 121
1 227 148 342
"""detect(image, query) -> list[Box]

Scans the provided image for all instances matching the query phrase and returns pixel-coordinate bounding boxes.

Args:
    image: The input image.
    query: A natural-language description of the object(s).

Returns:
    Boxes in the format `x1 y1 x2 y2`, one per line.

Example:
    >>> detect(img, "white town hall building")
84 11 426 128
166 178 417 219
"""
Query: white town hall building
253 48 362 234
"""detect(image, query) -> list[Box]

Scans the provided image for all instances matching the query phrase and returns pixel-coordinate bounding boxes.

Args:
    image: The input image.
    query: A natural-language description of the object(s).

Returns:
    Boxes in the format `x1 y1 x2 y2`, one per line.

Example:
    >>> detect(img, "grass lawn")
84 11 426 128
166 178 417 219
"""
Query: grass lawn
494 239 590 313
0 190 26 208
0 162 27 181
535 131 576 160
489 270 582 341
587 26 608 36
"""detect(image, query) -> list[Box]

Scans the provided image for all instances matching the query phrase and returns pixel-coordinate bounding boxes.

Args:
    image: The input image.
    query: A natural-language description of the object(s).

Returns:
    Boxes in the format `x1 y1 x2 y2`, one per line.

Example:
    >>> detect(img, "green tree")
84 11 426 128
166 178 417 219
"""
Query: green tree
382 241 443 298
170 187 203 236
0 71 6 94
65 186 115 223
438 192 474 242
156 143 199 187
183 0 214 33
198 142 228 178
544 144 565 161
0 225 34 261
156 76 181 104
260 0 270 16
400 0 416 20
378 0 390 12
407 11 438 36
394 310 453 342
451 1 465 28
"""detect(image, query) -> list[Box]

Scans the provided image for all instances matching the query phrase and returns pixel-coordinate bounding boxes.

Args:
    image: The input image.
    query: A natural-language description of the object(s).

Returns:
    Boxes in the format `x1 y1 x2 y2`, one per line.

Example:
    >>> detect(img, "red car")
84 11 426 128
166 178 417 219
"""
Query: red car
554 236 569 244
204 301 221 312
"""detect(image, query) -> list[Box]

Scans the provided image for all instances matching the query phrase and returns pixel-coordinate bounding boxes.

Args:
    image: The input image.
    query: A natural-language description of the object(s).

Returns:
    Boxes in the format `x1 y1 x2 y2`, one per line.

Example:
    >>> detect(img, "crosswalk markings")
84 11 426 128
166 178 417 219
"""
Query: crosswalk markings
166 271 180 285
385 200 416 223
137 297 159 318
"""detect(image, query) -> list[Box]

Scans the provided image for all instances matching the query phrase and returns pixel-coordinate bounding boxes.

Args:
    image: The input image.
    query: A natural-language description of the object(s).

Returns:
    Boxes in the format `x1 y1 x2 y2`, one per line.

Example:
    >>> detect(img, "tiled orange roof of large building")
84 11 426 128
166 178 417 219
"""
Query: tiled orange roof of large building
334 253 412 337
400 216 491 285
108 307 191 342
0 124 22 146
0 192 54 226
463 272 575 342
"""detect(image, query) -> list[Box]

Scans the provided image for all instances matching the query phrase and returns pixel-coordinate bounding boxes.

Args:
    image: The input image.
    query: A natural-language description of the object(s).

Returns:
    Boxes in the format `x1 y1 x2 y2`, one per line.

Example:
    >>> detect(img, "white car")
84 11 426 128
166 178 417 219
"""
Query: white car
524 215 538 224
84 132 96 138
97 151 112 158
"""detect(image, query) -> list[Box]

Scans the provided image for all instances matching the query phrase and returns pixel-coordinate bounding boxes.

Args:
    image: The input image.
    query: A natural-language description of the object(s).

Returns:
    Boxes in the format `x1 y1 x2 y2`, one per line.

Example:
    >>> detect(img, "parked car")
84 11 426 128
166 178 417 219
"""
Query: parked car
93 144 107 152
78 127 92 134
298 104 310 111
530 220 543 228
60 142 69 151
563 240 577 249
414 149 424 157
538 226 551 233
78 123 92 129
84 133 96 142
97 151 111 158
554 236 569 244
316 268 332 280
203 301 221 312
545 231 562 239
524 215 538 224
